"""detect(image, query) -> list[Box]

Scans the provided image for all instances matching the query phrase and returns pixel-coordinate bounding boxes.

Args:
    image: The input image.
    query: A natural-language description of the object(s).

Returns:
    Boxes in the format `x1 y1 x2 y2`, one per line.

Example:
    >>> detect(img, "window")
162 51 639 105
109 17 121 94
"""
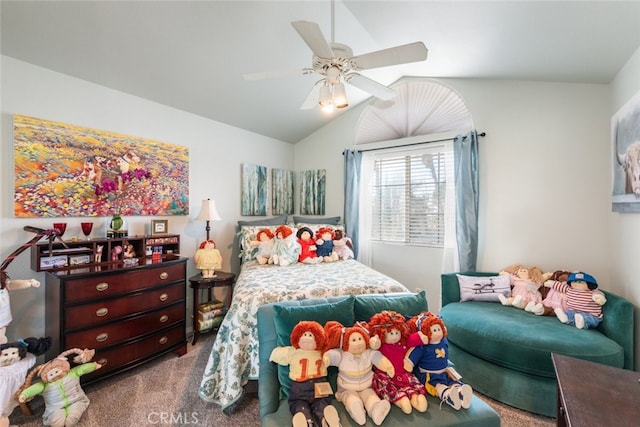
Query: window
370 145 452 247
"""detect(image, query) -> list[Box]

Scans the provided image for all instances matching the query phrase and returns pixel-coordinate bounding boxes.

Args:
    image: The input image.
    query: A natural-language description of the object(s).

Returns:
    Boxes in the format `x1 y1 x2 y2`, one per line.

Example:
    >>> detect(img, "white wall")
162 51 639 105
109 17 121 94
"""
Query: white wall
609 44 640 369
1 56 294 340
296 78 611 313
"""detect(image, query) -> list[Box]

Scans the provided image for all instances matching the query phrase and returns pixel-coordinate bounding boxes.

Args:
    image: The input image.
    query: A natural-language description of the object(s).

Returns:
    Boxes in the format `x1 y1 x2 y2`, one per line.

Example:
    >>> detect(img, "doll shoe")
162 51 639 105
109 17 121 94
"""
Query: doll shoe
457 384 473 409
440 387 462 410
292 412 308 427
322 405 341 427
575 314 586 329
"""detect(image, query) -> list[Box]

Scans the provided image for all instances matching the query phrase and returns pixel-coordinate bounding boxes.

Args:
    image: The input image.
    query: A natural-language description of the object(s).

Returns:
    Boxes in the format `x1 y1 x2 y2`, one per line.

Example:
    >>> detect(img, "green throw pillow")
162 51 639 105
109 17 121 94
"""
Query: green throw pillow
354 290 429 321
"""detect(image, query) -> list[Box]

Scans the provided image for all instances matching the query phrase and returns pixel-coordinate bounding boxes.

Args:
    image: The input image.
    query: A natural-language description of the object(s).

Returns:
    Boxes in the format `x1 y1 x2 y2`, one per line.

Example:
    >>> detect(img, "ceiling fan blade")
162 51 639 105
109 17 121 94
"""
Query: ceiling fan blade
243 68 311 81
291 21 335 59
300 81 323 110
352 41 428 70
346 74 396 101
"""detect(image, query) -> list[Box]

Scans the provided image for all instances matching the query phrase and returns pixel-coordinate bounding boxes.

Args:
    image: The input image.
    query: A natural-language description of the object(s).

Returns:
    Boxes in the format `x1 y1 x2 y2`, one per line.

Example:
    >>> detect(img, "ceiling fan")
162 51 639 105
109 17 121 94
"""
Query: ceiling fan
243 5 428 112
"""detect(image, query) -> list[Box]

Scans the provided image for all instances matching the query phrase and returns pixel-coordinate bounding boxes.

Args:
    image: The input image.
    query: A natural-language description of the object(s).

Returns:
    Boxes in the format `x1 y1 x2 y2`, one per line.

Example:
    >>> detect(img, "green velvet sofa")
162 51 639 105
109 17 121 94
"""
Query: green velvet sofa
440 272 635 418
257 292 501 427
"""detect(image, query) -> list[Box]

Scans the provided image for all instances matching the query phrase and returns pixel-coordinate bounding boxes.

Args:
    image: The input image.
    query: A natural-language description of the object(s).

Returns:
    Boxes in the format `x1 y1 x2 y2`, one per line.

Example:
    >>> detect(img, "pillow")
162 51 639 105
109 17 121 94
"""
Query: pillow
273 297 355 397
456 274 511 302
238 224 294 263
354 291 428 321
293 216 341 225
237 214 287 227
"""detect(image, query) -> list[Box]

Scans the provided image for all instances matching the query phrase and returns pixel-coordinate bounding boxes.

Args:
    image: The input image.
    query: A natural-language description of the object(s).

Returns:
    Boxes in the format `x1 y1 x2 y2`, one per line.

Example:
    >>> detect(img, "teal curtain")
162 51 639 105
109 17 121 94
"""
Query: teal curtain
343 149 362 258
454 130 479 271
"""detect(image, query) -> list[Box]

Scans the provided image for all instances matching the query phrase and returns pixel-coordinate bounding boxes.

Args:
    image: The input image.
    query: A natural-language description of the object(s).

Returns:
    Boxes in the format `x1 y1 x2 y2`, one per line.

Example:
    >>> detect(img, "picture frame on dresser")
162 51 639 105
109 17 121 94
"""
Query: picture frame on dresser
151 219 169 235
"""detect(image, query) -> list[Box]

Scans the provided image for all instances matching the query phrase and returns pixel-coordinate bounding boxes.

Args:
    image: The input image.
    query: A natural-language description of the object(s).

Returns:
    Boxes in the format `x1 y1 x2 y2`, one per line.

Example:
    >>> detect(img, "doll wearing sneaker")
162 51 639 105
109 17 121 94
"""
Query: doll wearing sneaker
405 312 473 410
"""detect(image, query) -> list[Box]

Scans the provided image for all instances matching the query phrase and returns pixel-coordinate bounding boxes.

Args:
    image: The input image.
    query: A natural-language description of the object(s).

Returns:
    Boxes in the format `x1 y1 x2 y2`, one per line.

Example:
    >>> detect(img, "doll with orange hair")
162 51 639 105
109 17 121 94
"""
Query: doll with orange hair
405 312 473 410
194 239 222 278
315 227 339 263
368 310 428 414
323 320 392 425
270 321 340 427
271 225 301 267
250 228 275 265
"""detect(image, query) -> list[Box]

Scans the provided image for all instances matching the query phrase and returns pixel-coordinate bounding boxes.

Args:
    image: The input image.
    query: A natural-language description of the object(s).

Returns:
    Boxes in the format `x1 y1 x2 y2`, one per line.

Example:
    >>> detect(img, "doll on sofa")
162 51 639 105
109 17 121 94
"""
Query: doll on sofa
544 271 606 329
324 320 392 425
367 311 428 414
497 264 545 315
405 312 473 410
269 321 340 427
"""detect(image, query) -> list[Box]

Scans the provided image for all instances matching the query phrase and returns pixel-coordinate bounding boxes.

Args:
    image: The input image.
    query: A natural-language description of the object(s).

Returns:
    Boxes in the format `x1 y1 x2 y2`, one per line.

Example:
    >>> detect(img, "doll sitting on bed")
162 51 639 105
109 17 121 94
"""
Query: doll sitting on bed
250 228 275 265
333 229 354 260
296 227 322 264
315 227 339 263
271 225 301 267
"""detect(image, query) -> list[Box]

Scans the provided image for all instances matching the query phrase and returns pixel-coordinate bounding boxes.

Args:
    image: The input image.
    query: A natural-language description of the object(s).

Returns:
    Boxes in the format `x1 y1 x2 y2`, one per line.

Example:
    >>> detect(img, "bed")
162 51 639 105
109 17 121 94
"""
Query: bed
197 258 409 411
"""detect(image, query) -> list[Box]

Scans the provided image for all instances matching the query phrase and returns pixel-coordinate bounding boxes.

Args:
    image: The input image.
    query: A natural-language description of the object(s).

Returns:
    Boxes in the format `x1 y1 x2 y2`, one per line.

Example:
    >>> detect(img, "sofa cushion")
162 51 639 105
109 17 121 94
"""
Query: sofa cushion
354 291 428 321
440 301 625 378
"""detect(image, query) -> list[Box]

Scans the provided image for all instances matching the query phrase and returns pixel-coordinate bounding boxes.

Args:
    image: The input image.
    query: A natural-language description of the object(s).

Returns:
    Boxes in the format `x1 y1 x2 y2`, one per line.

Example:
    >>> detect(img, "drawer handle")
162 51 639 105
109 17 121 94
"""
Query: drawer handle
159 315 169 323
159 293 168 302
97 358 108 366
96 282 109 292
160 272 169 280
96 333 109 343
159 336 168 345
96 308 109 317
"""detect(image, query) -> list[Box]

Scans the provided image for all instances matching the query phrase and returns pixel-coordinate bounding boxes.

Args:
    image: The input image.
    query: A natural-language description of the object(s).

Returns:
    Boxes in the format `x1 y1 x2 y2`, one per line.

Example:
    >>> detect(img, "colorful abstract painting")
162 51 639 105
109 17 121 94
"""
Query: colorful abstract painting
13 115 189 217
299 169 326 215
241 163 267 216
271 168 294 215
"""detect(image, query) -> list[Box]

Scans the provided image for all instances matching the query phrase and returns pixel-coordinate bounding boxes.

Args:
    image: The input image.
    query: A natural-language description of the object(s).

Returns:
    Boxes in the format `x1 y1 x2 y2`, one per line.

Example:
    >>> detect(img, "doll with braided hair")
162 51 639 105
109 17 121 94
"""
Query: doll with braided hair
17 348 101 426
367 310 428 414
323 320 392 426
405 312 473 410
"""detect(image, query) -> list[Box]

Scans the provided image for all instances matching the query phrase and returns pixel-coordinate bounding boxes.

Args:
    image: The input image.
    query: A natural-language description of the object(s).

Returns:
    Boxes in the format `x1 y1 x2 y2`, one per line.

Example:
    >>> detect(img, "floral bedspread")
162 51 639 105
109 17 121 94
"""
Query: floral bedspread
197 259 408 410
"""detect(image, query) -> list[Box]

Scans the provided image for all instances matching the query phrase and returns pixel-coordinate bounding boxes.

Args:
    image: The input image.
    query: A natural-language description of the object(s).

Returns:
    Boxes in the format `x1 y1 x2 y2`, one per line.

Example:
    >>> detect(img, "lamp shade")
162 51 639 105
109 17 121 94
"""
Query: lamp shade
196 199 222 222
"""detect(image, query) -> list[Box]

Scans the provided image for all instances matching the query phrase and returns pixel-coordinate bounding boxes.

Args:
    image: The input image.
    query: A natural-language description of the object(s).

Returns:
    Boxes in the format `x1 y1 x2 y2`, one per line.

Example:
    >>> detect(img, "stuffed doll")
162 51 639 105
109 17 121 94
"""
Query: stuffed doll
194 239 223 278
269 321 340 427
497 264 545 314
405 312 473 410
0 273 40 345
17 348 102 427
332 229 354 261
0 336 51 367
323 320 392 426
111 245 123 261
544 271 606 329
367 311 428 414
250 228 275 265
122 244 136 259
271 225 301 267
315 227 339 263
530 270 570 316
296 227 321 264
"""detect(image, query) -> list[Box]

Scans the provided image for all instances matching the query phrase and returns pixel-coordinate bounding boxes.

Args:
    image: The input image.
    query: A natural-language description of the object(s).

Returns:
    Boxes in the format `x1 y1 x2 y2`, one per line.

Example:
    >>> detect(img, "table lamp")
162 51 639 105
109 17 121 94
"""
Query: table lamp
196 198 221 241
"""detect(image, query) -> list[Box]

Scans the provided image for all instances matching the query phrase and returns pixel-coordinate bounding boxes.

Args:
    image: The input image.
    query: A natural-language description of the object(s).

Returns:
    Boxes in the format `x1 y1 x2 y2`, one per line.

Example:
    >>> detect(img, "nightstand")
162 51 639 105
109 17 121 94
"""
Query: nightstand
189 271 235 345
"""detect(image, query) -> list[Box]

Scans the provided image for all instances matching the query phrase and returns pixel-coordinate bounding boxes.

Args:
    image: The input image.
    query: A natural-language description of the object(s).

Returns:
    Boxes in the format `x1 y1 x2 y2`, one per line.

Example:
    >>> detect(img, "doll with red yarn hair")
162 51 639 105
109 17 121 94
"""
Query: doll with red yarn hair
323 321 392 425
194 239 222 278
271 225 301 267
270 321 340 427
250 228 275 265
368 310 428 414
405 312 473 411
315 227 339 263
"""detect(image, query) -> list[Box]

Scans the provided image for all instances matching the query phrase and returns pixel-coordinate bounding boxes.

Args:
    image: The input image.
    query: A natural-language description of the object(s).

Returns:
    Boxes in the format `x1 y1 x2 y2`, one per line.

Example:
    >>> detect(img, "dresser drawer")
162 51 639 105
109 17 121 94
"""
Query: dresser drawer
84 324 185 379
65 303 184 349
64 283 185 330
64 263 185 302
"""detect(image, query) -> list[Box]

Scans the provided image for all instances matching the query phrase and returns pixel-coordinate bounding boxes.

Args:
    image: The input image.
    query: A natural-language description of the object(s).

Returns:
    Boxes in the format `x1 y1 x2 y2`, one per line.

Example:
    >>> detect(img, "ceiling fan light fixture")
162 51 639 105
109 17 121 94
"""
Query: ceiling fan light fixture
333 82 348 109
326 66 340 84
319 84 334 112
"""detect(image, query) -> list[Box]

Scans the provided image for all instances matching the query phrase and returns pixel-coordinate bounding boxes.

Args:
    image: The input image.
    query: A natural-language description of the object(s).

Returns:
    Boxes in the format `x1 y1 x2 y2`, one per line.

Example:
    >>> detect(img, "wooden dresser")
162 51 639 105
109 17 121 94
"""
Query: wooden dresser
44 256 188 384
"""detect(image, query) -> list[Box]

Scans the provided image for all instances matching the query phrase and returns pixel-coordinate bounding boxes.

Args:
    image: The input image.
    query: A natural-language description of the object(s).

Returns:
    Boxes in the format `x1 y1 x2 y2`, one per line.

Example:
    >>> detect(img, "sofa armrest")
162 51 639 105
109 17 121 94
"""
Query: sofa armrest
256 304 281 419
441 272 499 307
600 290 635 370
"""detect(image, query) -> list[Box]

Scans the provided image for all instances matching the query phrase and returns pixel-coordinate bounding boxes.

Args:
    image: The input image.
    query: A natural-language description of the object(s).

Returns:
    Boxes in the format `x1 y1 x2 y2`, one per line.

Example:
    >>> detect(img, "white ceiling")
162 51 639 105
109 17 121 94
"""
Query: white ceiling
2 1 640 143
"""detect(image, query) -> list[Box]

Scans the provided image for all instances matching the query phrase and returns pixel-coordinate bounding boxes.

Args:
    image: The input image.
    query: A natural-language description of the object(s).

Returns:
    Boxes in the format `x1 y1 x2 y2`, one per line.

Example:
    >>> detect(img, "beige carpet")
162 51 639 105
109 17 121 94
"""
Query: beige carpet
9 334 554 426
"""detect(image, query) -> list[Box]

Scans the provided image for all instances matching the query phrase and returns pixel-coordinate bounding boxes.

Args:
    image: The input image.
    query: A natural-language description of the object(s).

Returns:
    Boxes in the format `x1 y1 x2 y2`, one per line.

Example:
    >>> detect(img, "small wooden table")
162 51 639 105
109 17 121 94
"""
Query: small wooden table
189 271 235 345
552 352 639 427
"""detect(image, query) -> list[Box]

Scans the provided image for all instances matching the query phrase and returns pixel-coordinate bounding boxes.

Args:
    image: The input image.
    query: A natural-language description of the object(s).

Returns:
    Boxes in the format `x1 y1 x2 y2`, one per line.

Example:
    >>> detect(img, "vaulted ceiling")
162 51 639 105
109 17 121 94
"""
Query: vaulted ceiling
3 1 640 143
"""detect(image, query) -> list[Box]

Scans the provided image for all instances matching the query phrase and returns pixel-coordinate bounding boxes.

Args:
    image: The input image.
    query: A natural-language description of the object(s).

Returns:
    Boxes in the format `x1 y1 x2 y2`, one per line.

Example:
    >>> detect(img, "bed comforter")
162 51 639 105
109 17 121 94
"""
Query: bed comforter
197 259 409 410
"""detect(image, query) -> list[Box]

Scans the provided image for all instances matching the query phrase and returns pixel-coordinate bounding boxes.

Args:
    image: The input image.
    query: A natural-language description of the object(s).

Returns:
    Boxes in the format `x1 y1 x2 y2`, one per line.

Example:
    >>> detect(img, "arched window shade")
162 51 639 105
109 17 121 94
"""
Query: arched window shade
354 79 474 145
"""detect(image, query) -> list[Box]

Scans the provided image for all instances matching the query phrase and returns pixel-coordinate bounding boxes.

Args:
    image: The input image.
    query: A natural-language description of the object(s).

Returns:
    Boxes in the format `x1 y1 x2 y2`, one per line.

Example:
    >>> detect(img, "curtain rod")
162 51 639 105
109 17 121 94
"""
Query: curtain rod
347 132 486 154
